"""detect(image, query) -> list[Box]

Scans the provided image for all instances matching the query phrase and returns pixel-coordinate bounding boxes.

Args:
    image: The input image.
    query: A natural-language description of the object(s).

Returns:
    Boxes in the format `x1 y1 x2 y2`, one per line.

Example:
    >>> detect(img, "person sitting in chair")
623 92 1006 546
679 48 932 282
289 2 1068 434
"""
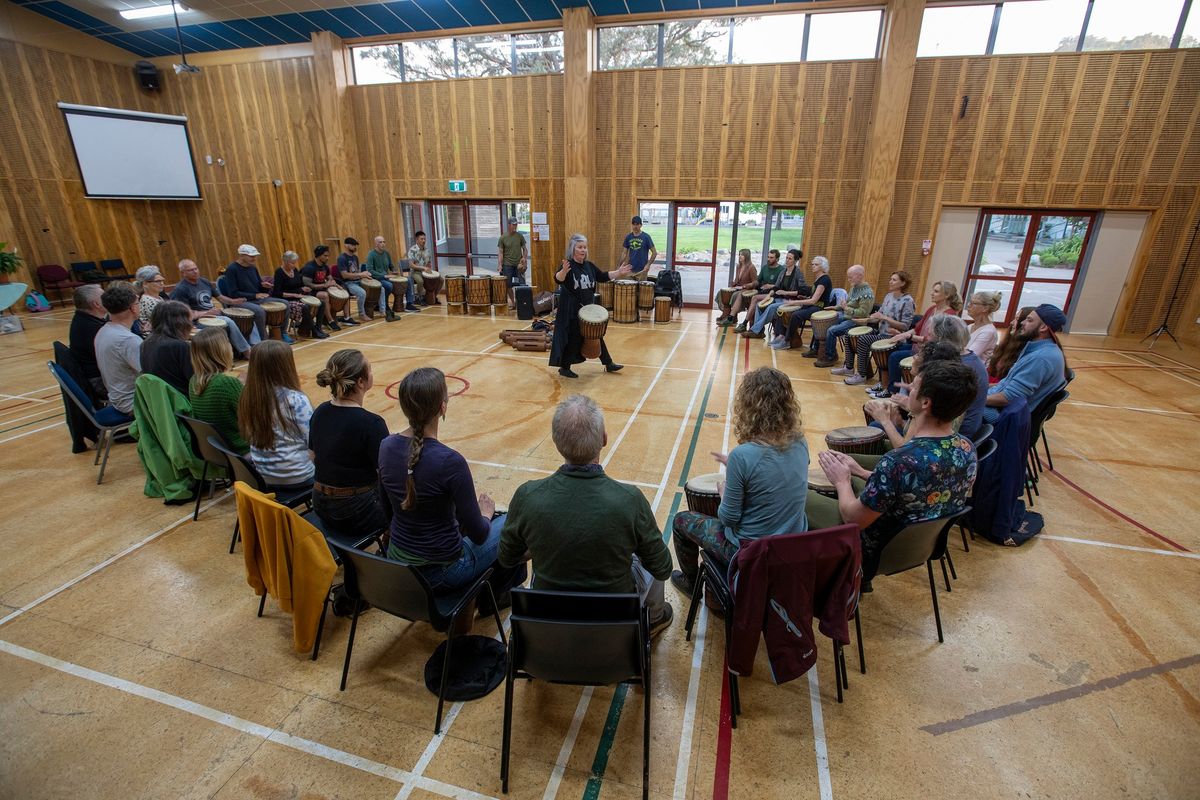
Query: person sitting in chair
984 304 1068 424
812 359 978 586
499 394 675 637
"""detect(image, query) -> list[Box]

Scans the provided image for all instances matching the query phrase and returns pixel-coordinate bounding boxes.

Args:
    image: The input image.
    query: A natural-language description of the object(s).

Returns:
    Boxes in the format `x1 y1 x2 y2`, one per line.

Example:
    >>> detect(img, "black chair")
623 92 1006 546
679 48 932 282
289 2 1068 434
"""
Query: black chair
176 414 233 522
958 437 997 551
969 422 993 449
99 258 135 281
330 543 503 734
1025 387 1070 504
69 261 106 284
502 589 649 799
47 361 132 484
871 514 961 643
206 435 311 553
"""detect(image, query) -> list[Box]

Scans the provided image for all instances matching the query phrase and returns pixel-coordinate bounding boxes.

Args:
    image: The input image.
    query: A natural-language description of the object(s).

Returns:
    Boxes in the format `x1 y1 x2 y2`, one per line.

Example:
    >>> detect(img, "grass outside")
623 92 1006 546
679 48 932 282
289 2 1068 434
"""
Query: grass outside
631 222 804 259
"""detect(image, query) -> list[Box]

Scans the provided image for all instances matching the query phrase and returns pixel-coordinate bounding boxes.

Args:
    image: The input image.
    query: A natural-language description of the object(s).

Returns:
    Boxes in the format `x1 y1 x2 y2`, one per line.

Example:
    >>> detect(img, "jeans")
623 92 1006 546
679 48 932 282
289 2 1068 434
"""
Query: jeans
235 301 268 340
343 281 367 317
375 278 394 313
751 301 787 334
214 314 258 356
411 516 527 611
824 317 857 359
312 486 389 539
887 345 915 393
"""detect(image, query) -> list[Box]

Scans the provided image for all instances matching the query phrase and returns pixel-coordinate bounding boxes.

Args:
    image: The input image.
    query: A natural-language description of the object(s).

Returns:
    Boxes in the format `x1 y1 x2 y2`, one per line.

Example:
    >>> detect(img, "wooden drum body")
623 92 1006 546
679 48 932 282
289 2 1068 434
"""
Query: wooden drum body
223 307 255 340
637 281 655 311
870 340 897 388
613 280 639 324
390 276 409 313
467 275 491 315
260 300 288 340
299 295 322 335
777 304 806 348
825 425 888 456
654 295 672 323
578 304 610 360
900 356 915 385
847 325 874 374
684 473 722 517
717 287 736 309
490 274 509 309
327 286 349 316
445 275 467 315
598 281 614 311
808 465 836 497
361 278 382 313
809 309 839 359
423 270 442 305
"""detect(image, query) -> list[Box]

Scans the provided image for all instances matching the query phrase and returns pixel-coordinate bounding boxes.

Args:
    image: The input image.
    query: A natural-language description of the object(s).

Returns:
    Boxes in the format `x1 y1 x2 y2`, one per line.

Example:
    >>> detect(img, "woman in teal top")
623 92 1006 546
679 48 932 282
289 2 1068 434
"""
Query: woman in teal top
671 367 809 594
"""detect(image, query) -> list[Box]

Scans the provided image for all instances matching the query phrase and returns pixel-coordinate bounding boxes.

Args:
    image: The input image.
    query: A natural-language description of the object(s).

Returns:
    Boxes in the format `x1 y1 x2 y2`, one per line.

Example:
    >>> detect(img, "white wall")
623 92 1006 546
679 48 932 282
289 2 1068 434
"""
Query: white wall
1070 211 1150 335
926 207 980 299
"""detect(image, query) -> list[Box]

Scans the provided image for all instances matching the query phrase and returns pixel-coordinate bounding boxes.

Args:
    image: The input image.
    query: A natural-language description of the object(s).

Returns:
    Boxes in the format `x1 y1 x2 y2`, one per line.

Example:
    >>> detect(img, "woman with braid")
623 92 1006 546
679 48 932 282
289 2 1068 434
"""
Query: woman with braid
309 349 390 537
379 367 525 611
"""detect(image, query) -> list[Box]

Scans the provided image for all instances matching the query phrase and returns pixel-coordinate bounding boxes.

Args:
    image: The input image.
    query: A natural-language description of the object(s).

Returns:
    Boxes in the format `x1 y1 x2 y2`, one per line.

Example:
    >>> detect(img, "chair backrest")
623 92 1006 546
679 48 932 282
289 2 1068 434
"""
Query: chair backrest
975 437 998 465
70 261 98 277
206 434 267 490
331 543 438 624
47 361 100 420
1029 387 1069 441
970 422 993 448
99 258 126 273
509 589 643 685
177 413 232 469
37 264 70 283
876 515 959 576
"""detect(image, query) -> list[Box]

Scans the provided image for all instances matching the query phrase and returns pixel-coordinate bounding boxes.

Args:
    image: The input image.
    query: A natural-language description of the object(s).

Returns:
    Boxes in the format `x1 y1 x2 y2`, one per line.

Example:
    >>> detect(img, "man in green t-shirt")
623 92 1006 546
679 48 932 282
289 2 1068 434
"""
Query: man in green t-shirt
497 218 528 306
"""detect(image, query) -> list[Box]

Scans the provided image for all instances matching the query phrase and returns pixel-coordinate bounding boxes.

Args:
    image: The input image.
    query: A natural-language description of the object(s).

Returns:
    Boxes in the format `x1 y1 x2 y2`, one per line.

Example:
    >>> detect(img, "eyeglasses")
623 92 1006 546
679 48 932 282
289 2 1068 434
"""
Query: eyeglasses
148 277 165 283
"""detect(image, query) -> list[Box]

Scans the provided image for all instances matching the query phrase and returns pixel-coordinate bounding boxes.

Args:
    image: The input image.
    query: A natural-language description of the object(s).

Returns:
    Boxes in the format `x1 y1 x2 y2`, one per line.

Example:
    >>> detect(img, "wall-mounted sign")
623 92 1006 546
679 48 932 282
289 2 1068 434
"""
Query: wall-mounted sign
448 180 467 193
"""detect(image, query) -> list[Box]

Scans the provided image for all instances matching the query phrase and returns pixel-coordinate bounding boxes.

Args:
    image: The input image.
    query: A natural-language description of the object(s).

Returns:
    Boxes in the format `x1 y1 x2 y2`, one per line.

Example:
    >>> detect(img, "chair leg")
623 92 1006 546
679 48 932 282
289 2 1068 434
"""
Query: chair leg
1042 430 1054 471
311 591 330 661
94 429 105 465
941 555 953 590
501 663 514 792
840 643 849 691
960 523 970 552
193 462 208 522
1033 442 1044 472
436 628 455 734
338 599 363 691
484 582 507 646
229 520 240 554
833 643 843 704
684 572 703 641
257 592 267 617
642 672 651 800
729 671 740 728
926 561 944 643
96 429 114 484
854 607 866 674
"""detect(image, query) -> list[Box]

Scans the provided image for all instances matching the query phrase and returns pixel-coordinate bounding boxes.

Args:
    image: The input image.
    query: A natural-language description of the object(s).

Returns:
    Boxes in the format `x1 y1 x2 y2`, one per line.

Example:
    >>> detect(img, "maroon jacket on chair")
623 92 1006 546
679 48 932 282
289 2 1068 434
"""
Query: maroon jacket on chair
727 525 861 684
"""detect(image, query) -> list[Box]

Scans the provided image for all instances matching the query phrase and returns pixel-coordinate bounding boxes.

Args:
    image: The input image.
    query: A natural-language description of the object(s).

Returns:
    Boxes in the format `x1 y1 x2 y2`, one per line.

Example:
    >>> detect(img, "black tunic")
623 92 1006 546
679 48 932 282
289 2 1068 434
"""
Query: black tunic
549 259 613 368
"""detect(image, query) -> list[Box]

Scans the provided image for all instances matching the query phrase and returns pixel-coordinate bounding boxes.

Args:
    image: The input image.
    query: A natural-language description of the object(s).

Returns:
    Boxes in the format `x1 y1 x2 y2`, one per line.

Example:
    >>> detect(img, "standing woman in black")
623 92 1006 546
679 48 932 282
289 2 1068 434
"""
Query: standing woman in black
548 233 632 378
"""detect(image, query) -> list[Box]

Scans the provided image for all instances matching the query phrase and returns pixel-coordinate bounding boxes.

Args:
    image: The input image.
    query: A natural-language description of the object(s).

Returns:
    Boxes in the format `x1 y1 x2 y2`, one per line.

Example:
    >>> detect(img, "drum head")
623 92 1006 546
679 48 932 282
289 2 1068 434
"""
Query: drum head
328 287 349 299
808 466 834 491
224 307 253 319
899 356 914 369
757 297 773 309
260 300 286 311
827 425 884 443
300 296 321 307
871 340 896 351
616 279 638 286
812 309 838 321
740 289 756 299
685 472 722 494
361 278 381 288
426 270 440 279
197 317 225 328
848 325 873 336
579 304 610 324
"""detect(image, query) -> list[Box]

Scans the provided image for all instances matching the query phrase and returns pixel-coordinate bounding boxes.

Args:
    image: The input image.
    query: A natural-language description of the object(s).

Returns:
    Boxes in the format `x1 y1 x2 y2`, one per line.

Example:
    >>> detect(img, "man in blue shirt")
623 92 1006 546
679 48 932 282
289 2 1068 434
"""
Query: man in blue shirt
984 304 1067 423
620 216 657 279
221 244 271 341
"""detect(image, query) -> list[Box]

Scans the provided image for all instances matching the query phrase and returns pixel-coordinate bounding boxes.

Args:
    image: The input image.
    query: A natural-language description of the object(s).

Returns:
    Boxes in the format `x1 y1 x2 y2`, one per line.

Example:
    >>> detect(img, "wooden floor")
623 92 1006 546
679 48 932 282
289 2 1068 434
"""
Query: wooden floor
1 303 1198 800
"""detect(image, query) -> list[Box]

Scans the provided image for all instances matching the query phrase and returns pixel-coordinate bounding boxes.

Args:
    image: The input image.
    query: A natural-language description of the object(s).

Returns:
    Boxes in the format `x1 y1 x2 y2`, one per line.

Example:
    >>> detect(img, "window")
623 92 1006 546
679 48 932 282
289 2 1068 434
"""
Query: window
455 34 512 78
992 0 1089 55
351 30 564 84
730 15 805 65
514 30 564 74
597 25 659 70
917 4 995 57
403 38 456 81
806 10 883 61
1082 0 1187 51
1185 3 1200 47
662 19 729 68
352 44 401 85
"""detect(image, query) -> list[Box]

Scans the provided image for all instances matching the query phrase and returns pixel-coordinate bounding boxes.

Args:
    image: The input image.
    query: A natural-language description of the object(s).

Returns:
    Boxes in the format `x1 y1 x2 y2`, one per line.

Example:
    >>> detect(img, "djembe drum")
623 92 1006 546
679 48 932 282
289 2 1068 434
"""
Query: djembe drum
654 295 673 323
361 278 381 317
299 295 322 336
598 281 615 311
846 325 874 375
870 340 897 389
490 275 509 312
684 473 722 517
825 425 888 456
195 317 226 335
327 286 349 317
776 304 805 347
717 287 736 311
389 276 409 314
467 275 491 315
637 281 655 311
613 280 639 323
445 275 467 315
423 270 442 305
223 307 255 340
578 304 610 360
808 465 837 497
900 356 915 385
809 309 839 360
260 300 288 341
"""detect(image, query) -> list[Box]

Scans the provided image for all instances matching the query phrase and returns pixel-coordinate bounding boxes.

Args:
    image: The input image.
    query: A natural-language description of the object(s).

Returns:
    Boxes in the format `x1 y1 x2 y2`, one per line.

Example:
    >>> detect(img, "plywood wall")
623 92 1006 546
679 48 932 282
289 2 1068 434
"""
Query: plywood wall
0 38 334 285
351 74 565 292
888 49 1200 334
591 60 878 277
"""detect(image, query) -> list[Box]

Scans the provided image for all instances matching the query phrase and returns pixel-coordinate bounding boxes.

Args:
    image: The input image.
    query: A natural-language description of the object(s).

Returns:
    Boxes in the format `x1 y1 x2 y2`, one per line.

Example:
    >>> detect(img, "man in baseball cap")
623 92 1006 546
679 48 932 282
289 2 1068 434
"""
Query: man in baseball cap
620 215 656 280
221 244 270 340
984 303 1067 422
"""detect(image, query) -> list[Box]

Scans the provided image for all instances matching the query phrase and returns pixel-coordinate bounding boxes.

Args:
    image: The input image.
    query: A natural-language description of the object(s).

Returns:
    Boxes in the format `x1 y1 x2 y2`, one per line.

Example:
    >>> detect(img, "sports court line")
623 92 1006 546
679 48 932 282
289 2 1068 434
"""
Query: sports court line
0 412 61 435
807 669 834 800
340 339 702 373
1047 470 1190 552
0 640 497 800
1116 350 1200 389
542 687 594 800
602 322 692 468
0 420 65 444
920 652 1200 736
1040 535 1200 560
1063 399 1200 419
0 392 50 403
0 494 232 628
710 653 734 800
0 406 68 428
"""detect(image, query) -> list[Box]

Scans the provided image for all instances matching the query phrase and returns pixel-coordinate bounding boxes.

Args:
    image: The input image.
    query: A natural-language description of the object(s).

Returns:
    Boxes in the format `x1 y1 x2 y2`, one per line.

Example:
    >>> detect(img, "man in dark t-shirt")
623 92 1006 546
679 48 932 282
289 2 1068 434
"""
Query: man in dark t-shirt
68 284 108 399
620 215 657 280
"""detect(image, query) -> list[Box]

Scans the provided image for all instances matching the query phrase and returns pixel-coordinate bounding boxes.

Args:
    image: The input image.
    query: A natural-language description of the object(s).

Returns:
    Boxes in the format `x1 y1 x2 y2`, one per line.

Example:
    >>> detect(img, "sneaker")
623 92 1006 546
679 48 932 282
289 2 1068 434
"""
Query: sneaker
868 382 883 393
801 348 819 359
312 327 329 339
867 387 892 399
558 367 578 378
734 323 747 333
745 330 765 340
384 308 397 322
670 569 695 597
830 366 853 376
769 339 790 350
406 305 421 312
719 317 737 327
814 358 838 368
327 320 341 332
357 315 371 323
340 316 358 326
282 334 296 345
648 603 675 638
844 374 866 386
605 363 624 373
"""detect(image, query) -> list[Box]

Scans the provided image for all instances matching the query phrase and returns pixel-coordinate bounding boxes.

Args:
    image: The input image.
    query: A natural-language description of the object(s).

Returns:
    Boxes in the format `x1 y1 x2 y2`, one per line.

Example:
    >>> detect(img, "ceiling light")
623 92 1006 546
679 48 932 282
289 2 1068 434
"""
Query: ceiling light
120 3 189 21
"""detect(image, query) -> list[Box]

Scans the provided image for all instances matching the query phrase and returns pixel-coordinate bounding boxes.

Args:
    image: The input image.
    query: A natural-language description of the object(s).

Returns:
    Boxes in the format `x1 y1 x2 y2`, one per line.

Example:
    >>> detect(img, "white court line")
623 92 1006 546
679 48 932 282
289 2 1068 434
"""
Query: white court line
0 393 51 403
0 420 65 444
479 340 504 354
0 494 232 628
541 687 593 800
1116 351 1200 389
0 406 66 427
342 338 701 373
12 385 57 397
1063 399 1200 420
1040 534 1200 560
0 641 496 800
602 322 692 468
807 670 834 800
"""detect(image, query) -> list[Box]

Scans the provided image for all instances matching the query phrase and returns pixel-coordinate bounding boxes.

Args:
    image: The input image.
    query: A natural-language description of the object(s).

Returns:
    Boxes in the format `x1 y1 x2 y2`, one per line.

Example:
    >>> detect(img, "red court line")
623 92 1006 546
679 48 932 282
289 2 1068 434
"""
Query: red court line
712 652 734 800
743 336 750 372
1049 470 1190 552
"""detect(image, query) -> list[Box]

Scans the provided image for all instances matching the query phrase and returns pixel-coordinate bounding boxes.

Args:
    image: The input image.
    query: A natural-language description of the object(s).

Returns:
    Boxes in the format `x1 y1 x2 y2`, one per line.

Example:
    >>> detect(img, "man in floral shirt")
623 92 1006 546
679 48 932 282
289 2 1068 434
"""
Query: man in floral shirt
812 359 978 585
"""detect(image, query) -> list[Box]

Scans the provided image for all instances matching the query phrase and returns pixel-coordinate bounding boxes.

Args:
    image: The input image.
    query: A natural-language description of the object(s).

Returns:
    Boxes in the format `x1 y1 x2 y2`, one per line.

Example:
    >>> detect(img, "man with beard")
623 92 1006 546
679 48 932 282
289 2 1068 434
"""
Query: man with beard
983 303 1067 423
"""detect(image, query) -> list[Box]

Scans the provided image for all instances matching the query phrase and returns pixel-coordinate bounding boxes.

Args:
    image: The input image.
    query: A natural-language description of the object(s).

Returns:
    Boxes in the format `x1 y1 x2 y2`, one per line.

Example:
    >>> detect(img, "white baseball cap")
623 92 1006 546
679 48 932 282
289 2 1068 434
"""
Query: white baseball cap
237 244 260 256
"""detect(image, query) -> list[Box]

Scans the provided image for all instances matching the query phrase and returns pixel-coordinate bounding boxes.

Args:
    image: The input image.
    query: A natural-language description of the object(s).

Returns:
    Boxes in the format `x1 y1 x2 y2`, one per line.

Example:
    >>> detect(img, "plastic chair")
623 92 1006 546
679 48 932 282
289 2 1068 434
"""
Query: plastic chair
175 414 232 521
69 261 106 283
207 435 311 553
970 422 993 449
330 543 503 734
36 265 85 307
502 589 649 799
99 258 135 281
1025 387 1070 504
47 361 132 484
871 514 962 643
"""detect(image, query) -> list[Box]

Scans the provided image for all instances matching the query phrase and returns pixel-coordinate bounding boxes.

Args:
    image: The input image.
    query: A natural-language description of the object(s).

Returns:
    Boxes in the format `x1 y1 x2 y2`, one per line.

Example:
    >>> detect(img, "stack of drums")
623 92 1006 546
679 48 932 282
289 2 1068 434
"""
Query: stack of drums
389 276 409 314
870 340 897 388
684 473 722 516
637 281 655 312
260 300 288 340
809 309 839 359
654 295 673 323
299 295 322 336
825 425 888 456
613 280 639 323
423 270 442 305
445 275 467 315
466 275 491 315
598 281 615 311
223 307 255 341
490 275 509 314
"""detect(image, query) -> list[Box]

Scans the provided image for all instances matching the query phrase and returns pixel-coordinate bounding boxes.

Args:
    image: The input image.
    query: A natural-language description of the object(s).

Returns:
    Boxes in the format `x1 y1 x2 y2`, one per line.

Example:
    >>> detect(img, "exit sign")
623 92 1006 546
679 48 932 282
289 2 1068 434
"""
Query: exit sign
448 180 467 193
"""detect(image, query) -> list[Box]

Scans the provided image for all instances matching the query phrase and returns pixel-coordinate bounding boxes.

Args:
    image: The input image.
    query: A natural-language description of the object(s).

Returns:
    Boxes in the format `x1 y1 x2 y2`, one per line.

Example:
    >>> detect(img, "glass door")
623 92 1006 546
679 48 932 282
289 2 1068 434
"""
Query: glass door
763 205 806 265
431 202 468 277
672 203 721 306
965 210 1096 325
399 201 429 261
468 202 503 275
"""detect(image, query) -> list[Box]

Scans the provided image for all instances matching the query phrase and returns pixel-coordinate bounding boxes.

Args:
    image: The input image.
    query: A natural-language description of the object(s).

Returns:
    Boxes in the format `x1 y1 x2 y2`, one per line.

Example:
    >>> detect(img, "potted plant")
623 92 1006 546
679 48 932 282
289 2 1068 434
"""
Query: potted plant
0 243 22 285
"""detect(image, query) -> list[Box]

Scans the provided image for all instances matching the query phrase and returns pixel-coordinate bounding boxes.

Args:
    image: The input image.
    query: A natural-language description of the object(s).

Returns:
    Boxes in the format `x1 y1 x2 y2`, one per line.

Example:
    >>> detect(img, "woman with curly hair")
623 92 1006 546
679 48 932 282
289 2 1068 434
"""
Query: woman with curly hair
670 367 810 597
378 367 525 617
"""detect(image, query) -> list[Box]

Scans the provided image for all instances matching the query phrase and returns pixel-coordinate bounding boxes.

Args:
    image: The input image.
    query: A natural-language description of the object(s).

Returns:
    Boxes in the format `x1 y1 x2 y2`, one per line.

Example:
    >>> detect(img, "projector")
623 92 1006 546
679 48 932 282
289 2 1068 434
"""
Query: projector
173 62 201 75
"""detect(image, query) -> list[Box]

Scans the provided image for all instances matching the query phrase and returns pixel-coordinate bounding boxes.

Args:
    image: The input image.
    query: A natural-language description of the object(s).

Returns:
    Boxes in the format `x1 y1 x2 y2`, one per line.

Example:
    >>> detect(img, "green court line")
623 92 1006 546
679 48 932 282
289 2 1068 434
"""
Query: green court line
581 329 728 800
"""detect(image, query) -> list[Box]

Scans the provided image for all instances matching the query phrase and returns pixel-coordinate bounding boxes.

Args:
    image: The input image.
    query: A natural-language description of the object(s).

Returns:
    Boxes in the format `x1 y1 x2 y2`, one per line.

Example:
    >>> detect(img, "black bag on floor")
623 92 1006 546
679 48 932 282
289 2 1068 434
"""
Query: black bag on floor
514 285 535 320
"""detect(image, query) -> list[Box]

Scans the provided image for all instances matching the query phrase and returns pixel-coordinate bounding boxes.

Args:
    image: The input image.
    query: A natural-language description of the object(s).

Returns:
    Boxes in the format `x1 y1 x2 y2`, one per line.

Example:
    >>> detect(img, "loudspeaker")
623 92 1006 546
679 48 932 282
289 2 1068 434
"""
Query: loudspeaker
135 60 161 92
515 285 534 320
